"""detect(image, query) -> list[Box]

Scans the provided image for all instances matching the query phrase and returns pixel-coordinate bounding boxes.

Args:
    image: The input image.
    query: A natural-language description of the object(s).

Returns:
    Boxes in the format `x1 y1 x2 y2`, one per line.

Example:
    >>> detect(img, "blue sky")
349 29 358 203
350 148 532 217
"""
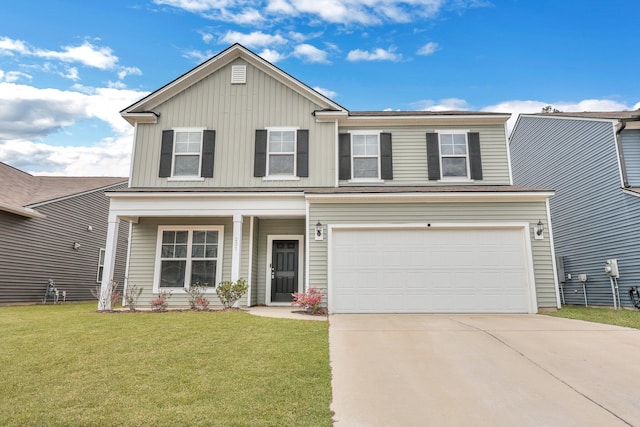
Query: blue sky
1 0 639 176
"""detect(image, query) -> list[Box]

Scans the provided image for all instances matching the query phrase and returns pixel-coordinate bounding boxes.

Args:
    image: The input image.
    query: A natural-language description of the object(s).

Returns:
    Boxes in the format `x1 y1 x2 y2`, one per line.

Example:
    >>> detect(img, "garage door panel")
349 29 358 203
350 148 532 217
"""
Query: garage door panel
331 228 532 313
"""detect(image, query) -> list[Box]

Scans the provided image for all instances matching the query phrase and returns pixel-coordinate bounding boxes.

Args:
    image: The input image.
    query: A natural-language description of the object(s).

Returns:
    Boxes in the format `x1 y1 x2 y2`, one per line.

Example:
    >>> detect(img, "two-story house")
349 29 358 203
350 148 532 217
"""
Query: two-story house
98 44 557 313
510 112 640 308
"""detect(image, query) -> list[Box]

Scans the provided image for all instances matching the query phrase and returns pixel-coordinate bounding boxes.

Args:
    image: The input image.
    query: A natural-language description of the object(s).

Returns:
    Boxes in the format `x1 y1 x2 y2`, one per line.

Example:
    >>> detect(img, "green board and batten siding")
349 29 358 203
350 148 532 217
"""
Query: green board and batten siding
338 124 511 185
130 58 336 188
308 201 557 309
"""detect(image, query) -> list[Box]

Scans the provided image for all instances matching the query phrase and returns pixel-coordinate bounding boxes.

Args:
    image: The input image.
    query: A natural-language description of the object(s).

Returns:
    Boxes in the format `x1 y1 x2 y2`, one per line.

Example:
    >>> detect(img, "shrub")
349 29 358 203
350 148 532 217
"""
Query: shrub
216 279 248 308
186 283 210 310
291 288 323 314
124 284 143 312
150 290 172 312
91 280 120 310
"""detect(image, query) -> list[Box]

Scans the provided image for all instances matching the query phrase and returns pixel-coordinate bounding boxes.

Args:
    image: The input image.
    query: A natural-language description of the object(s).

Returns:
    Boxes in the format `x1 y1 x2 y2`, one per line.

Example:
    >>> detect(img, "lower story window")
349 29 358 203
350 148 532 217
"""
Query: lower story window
156 226 224 290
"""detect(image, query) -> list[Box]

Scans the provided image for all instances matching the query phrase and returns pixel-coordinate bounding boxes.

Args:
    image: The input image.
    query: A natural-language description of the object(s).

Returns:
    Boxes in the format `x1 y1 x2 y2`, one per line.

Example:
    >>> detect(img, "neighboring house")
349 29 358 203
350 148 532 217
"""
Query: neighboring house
510 111 640 308
0 162 128 304
99 43 558 314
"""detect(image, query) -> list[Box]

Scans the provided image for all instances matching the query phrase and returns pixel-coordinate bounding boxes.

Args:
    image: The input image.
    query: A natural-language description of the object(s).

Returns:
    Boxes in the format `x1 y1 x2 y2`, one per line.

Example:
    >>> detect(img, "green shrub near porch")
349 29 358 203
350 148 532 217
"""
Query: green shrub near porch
0 303 331 426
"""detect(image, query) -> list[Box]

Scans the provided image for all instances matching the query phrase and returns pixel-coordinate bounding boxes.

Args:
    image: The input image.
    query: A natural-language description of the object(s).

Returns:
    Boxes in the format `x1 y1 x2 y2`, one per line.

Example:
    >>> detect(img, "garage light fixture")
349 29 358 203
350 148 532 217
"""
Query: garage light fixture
315 221 324 241
534 220 544 239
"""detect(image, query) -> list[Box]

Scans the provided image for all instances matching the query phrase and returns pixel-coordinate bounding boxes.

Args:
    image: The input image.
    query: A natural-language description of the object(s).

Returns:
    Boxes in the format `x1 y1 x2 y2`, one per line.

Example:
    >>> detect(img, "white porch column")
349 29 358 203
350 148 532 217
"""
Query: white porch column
231 214 243 282
98 215 120 311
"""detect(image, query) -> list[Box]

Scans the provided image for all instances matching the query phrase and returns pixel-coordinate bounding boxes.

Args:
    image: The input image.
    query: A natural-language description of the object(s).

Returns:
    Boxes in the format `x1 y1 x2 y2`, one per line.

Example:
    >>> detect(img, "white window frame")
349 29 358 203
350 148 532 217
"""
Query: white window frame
266 127 298 178
96 248 105 283
350 130 382 182
153 225 224 293
170 127 205 179
436 129 471 181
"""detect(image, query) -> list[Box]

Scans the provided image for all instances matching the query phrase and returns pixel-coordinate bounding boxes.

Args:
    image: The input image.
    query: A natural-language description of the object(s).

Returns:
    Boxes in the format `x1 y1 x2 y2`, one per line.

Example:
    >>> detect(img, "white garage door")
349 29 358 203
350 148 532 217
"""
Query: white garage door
330 227 532 313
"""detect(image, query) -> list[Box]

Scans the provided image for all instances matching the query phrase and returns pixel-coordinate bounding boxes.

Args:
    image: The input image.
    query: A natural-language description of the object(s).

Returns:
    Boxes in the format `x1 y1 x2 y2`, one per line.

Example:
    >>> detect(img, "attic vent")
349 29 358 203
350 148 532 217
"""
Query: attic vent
231 65 246 84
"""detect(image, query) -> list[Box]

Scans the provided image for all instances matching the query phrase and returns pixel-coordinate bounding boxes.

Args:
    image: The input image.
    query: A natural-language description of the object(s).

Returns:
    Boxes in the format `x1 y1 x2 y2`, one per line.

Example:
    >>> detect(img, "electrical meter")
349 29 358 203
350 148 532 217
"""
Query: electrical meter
604 259 619 278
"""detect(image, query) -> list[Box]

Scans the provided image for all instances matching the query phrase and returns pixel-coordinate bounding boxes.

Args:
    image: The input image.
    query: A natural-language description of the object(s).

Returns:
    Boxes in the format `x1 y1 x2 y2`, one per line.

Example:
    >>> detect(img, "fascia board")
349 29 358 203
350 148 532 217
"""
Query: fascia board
0 202 45 218
339 115 510 127
305 191 554 203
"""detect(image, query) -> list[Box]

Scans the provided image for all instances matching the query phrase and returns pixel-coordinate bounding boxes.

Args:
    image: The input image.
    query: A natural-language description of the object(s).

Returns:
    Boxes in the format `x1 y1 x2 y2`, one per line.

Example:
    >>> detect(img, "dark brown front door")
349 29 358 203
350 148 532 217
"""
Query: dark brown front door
271 240 298 302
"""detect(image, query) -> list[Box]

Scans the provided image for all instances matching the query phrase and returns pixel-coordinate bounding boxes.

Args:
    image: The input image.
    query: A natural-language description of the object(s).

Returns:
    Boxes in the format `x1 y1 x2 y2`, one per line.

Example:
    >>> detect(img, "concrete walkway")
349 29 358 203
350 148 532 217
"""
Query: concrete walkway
246 305 327 321
329 314 640 427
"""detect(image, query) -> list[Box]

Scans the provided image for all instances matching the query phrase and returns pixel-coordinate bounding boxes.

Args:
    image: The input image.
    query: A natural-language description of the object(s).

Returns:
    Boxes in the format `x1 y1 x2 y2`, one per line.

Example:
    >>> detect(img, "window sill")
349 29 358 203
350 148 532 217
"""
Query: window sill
347 178 385 184
262 176 300 181
437 178 475 183
167 176 206 182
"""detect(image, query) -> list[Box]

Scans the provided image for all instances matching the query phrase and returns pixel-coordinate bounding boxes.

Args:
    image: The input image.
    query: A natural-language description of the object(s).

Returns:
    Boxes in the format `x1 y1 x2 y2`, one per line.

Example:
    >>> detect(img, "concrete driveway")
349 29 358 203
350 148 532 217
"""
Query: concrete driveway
329 314 640 427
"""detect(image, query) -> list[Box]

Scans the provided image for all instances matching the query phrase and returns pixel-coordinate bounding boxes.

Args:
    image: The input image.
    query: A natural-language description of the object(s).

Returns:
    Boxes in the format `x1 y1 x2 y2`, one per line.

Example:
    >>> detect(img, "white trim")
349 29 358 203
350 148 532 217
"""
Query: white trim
327 222 538 314
305 200 310 293
436 130 471 180
504 120 514 185
152 225 224 293
171 127 206 178
98 218 121 311
334 120 339 187
545 199 562 309
246 216 255 306
122 221 133 306
231 214 243 282
128 123 138 187
349 130 382 180
305 191 555 203
0 201 45 218
347 178 385 184
167 177 205 182
265 234 304 305
265 127 298 178
622 188 640 198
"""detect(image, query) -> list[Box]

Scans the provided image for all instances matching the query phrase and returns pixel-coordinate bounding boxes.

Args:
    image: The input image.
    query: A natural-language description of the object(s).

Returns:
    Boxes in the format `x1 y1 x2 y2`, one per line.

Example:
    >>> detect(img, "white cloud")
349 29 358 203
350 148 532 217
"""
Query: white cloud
201 32 214 43
313 86 337 99
117 66 142 80
0 70 32 83
220 30 287 48
347 47 401 62
413 98 471 111
482 99 635 133
293 44 329 63
183 49 215 63
417 41 439 55
63 67 80 81
0 37 29 54
33 41 119 70
258 48 286 63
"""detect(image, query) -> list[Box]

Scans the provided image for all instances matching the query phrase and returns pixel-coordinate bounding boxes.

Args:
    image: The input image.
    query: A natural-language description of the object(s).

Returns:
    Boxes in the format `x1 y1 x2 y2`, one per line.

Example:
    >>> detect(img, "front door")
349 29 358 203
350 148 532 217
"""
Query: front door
271 240 298 302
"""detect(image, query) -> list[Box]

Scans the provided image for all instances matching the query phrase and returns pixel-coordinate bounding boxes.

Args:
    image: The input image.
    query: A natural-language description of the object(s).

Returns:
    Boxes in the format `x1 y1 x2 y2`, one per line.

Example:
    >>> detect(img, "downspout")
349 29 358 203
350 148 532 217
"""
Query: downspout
614 120 629 188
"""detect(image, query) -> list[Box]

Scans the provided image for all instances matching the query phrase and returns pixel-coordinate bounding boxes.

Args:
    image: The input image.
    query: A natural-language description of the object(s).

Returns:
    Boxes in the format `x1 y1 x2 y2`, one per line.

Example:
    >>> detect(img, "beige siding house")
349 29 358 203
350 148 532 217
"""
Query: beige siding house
100 44 558 313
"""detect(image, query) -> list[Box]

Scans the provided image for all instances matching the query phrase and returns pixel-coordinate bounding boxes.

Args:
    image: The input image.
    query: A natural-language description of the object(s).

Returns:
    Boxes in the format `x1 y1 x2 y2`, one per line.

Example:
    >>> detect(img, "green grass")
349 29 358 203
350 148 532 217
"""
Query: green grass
0 303 332 426
546 305 640 330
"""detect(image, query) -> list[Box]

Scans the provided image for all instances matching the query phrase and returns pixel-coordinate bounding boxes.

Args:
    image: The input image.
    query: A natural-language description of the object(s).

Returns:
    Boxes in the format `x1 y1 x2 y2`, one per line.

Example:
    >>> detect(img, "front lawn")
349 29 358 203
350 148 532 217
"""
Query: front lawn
545 305 640 329
0 303 332 426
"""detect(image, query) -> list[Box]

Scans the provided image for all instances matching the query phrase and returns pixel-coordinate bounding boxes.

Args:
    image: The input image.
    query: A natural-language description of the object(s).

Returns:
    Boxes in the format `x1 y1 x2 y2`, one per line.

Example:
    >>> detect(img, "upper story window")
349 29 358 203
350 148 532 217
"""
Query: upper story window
268 129 296 176
439 133 469 178
339 131 393 182
173 130 202 176
352 133 380 179
254 128 309 179
159 128 216 180
427 131 483 181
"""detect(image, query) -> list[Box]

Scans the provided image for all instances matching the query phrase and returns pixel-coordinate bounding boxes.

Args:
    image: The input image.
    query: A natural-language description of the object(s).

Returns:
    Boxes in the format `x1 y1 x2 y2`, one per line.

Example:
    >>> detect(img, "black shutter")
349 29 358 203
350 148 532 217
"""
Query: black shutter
201 130 216 178
426 132 440 180
254 130 267 177
380 132 393 180
159 130 174 178
296 129 309 177
468 132 483 180
338 133 351 180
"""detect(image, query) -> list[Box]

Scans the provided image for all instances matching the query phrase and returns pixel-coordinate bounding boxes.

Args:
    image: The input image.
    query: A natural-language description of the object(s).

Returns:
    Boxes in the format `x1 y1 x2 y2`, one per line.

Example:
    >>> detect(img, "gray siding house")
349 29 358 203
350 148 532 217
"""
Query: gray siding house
0 162 128 304
510 112 640 308
99 44 558 313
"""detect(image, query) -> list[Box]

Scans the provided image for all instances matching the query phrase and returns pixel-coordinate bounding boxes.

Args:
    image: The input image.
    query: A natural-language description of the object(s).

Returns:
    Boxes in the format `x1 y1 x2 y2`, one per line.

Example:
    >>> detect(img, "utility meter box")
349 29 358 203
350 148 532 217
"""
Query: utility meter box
604 259 620 278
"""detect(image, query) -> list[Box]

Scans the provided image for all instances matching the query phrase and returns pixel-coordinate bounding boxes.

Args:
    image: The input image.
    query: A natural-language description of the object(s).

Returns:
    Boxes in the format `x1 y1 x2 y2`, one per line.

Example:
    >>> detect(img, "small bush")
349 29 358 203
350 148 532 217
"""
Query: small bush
186 283 210 310
124 284 143 311
150 290 172 312
91 280 120 310
292 288 323 314
216 279 248 308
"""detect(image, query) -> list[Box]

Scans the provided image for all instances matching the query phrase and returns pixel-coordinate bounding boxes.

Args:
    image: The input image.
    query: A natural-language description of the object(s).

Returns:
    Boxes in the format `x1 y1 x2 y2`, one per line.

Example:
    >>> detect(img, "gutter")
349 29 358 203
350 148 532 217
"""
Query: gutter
614 120 630 188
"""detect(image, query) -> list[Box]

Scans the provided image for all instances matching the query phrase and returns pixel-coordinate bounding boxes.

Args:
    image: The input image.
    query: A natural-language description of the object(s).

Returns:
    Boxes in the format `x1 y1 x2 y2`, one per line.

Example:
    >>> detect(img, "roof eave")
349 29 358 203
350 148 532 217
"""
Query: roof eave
0 201 46 218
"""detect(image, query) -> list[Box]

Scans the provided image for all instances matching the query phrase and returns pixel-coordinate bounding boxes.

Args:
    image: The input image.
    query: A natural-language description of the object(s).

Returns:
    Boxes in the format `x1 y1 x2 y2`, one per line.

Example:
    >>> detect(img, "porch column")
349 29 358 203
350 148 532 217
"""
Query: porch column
98 215 120 311
231 214 243 282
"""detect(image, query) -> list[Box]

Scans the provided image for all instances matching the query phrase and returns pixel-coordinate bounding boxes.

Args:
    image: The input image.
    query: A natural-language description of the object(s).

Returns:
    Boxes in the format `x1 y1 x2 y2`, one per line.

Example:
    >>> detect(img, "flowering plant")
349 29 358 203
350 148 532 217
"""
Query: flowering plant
150 290 172 311
186 282 210 310
291 288 323 314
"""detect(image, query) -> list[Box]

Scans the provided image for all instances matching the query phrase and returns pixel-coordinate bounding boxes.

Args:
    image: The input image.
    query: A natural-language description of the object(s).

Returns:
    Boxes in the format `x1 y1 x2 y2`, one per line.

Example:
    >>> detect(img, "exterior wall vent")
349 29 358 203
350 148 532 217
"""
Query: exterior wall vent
231 65 246 84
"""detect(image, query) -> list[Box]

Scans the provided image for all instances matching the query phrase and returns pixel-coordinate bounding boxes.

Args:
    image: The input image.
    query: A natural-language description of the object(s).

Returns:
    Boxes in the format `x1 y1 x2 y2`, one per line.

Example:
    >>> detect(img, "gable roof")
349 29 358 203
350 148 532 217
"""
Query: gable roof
0 162 126 218
121 43 347 125
529 111 640 121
